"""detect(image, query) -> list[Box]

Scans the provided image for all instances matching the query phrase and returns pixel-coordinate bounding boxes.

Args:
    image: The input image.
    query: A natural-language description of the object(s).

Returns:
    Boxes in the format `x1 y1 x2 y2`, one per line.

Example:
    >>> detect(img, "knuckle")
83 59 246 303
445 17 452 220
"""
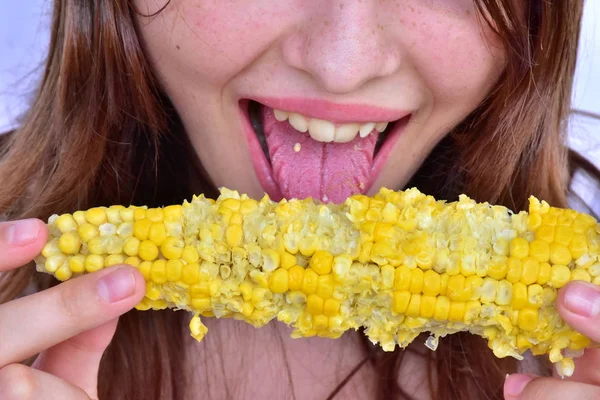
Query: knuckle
57 282 90 323
0 364 37 400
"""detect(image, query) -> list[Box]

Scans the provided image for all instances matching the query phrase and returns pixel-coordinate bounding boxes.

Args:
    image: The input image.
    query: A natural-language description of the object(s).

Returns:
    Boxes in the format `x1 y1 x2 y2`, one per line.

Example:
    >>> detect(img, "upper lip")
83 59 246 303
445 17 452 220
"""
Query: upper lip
249 97 411 124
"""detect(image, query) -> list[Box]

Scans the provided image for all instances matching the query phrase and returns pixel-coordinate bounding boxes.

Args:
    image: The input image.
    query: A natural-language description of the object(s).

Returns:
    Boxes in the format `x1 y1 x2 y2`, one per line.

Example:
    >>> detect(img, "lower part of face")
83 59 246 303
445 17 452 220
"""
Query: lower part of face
134 0 505 203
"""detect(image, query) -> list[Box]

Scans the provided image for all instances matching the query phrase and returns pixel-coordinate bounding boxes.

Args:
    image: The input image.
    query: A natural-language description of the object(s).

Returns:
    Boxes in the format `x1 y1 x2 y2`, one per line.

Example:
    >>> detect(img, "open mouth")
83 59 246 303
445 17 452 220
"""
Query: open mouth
240 99 411 203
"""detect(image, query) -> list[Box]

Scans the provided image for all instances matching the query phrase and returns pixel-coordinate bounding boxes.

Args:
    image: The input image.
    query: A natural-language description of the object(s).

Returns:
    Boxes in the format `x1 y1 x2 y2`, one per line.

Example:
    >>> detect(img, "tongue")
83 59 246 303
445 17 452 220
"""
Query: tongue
263 107 377 204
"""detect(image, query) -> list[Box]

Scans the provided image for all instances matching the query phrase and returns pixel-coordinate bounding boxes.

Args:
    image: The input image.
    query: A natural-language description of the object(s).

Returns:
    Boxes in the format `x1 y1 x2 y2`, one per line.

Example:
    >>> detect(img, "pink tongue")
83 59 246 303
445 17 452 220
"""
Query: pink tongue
263 107 377 204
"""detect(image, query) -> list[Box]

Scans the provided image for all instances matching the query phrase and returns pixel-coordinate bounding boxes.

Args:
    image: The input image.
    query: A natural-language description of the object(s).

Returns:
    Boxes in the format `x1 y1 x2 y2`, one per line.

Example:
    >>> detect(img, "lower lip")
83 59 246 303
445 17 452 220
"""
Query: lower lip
239 100 410 201
239 100 283 201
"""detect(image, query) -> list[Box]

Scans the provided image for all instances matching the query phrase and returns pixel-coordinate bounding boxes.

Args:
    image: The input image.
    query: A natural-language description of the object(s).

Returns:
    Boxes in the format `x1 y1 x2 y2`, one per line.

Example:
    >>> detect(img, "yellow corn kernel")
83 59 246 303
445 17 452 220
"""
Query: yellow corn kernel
448 302 466 322
85 208 107 226
182 246 200 263
105 254 125 267
541 212 558 226
423 270 441 296
506 257 522 283
528 213 543 231
72 210 86 225
160 236 184 260
45 255 66 273
55 264 73 281
549 264 571 288
134 219 152 240
166 259 183 282
138 261 152 280
262 249 280 272
447 275 466 301
58 232 81 255
77 223 99 242
56 214 78 233
510 238 529 259
529 240 550 263
226 225 243 247
439 274 449 296
527 284 544 307
298 235 318 257
151 259 167 284
374 222 394 241
420 296 436 318
488 256 508 280
307 294 324 314
323 298 341 317
393 291 411 314
406 294 422 318
554 226 574 246
138 240 159 261
123 237 140 257
569 234 588 260
521 258 540 285
571 268 592 283
538 262 551 285
148 222 167 246
288 265 305 291
433 296 450 321
409 268 424 294
518 308 539 331
310 250 333 275
182 262 200 285
535 225 555 243
549 243 572 266
394 265 411 291
68 254 85 273
302 268 319 294
85 254 104 273
163 205 183 220
270 268 289 294
495 280 513 305
511 282 528 310
281 252 297 269
316 274 335 299
146 208 163 222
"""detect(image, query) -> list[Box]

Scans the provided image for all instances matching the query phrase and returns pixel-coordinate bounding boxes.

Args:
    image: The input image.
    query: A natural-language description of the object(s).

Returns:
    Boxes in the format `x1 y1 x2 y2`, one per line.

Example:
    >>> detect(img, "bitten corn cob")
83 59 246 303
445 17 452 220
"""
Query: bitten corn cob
35 187 600 377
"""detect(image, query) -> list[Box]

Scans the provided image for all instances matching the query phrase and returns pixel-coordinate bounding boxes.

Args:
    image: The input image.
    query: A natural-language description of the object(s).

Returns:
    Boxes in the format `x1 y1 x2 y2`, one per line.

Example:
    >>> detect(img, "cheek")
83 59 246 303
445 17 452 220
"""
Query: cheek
401 4 505 104
134 0 296 87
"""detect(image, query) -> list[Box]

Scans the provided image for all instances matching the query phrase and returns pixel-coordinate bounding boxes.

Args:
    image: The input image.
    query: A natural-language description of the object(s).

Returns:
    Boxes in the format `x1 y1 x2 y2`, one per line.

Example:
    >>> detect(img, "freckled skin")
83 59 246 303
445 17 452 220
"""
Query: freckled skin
133 0 505 201
131 0 507 396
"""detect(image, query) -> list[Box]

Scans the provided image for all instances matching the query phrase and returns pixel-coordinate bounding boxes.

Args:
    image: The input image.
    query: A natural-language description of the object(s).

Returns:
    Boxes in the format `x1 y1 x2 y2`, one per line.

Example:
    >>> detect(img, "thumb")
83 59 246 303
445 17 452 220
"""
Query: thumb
32 318 120 399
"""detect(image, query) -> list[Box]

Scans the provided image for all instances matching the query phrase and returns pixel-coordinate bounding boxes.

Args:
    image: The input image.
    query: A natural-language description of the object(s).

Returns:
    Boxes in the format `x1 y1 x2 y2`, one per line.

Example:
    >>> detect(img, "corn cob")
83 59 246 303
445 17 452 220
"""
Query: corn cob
35 187 600 377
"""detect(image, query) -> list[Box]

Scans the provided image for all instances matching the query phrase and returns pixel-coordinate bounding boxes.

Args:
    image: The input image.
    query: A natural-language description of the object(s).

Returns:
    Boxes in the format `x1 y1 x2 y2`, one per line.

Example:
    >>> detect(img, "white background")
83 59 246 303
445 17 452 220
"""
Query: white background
1 1 598 145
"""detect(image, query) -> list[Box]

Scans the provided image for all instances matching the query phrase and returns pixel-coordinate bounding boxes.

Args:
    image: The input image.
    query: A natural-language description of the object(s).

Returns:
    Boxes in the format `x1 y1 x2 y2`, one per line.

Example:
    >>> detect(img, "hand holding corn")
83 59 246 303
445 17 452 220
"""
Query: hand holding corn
36 187 600 377
0 219 145 398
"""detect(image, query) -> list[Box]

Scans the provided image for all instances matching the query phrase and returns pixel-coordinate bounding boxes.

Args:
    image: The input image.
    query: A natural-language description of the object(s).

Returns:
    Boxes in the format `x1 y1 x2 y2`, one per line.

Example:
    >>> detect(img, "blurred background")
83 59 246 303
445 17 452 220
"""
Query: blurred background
1 1 598 170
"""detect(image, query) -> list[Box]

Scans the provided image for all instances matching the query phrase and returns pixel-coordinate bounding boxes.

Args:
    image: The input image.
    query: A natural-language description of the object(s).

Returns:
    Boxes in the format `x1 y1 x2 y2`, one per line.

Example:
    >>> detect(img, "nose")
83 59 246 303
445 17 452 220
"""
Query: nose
282 1 402 95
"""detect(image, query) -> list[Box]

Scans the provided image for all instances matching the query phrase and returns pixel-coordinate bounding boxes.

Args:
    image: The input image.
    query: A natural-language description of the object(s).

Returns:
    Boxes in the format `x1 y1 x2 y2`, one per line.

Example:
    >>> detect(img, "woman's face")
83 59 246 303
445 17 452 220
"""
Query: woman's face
134 0 505 203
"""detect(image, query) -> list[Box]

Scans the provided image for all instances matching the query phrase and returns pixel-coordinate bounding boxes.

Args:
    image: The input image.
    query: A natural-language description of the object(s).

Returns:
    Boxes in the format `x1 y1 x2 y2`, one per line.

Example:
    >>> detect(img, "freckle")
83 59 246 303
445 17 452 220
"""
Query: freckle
339 3 344 10
176 45 181 50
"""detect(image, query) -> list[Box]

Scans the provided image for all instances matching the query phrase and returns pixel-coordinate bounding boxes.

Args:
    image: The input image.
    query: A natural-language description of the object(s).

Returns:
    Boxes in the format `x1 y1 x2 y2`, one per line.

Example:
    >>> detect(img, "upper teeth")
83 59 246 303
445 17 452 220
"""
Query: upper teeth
273 109 389 143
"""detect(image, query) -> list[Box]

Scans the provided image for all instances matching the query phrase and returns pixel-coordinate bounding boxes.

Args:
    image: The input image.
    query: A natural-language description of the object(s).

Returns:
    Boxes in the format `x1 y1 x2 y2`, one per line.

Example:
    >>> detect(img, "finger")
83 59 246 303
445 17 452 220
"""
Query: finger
0 219 47 271
504 374 600 400
554 348 600 386
0 363 89 400
556 281 600 342
32 319 119 399
0 265 145 366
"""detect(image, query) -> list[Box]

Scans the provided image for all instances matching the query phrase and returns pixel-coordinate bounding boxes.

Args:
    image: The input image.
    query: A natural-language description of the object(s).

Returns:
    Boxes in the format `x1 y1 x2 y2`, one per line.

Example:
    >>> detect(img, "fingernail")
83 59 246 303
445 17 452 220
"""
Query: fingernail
97 267 136 303
505 374 534 397
564 282 600 318
2 219 40 246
